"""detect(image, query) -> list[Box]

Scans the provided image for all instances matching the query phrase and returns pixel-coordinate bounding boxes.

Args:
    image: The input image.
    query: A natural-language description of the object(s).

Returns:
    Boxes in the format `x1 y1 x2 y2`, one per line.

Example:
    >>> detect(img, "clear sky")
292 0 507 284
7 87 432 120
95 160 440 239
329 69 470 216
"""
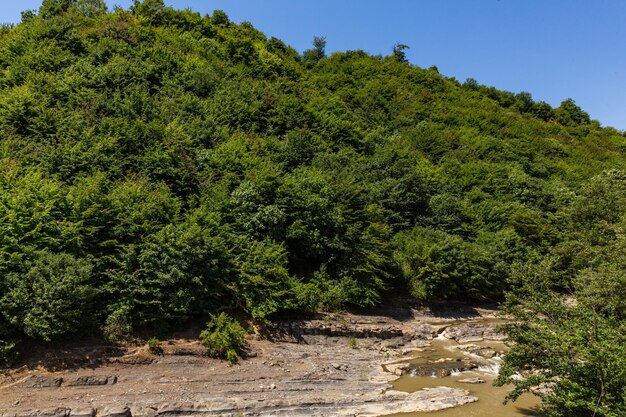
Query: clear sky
3 0 625 130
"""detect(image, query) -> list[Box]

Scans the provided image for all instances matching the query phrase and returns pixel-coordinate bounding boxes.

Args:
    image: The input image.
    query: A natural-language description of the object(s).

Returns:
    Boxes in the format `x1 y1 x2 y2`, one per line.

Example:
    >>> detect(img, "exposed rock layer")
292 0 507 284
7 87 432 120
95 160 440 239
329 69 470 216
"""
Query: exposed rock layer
1 306 503 417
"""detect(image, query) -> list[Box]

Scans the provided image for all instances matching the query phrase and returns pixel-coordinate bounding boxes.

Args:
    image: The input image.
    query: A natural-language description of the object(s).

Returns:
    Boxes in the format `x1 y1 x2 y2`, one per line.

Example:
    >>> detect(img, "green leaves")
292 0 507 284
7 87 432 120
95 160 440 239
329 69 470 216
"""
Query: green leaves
0 0 624 377
498 280 626 416
105 208 230 328
0 250 95 341
199 312 246 363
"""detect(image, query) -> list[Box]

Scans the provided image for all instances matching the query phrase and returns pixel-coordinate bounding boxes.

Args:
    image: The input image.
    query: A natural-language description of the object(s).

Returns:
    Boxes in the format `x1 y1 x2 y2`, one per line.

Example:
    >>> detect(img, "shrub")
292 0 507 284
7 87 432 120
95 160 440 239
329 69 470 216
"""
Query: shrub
0 339 17 368
147 337 163 355
349 337 358 349
0 251 95 342
199 313 247 364
102 309 133 343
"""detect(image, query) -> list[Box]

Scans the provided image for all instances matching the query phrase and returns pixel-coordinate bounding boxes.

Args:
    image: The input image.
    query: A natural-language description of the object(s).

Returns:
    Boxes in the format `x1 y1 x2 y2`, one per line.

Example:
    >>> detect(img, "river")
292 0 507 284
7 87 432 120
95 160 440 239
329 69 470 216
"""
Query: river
385 318 541 417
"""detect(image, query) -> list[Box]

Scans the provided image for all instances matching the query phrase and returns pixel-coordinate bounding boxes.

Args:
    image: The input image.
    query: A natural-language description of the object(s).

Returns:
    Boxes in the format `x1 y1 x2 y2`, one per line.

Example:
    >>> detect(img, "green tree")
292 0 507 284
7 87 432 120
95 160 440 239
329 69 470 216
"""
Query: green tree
556 98 591 126
74 0 107 18
497 264 626 417
0 251 95 341
392 42 410 63
211 9 229 26
105 210 230 329
39 0 73 19
303 36 326 64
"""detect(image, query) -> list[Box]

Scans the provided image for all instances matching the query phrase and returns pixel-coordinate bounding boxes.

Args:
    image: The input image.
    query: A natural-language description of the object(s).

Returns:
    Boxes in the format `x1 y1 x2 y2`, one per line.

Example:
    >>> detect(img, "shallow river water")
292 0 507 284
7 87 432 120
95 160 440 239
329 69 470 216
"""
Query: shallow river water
385 321 541 417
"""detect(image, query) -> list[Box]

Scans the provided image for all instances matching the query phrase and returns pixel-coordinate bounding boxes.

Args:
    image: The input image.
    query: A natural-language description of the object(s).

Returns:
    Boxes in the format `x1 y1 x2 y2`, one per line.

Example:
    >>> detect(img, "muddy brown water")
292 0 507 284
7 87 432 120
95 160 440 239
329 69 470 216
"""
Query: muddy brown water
384 320 541 417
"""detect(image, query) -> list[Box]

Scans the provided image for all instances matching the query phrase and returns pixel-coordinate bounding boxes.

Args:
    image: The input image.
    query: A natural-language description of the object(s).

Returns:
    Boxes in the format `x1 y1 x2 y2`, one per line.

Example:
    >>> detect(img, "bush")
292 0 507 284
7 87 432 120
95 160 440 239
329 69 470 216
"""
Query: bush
0 251 95 342
102 309 133 343
147 337 163 355
349 337 358 349
199 313 247 364
0 339 17 368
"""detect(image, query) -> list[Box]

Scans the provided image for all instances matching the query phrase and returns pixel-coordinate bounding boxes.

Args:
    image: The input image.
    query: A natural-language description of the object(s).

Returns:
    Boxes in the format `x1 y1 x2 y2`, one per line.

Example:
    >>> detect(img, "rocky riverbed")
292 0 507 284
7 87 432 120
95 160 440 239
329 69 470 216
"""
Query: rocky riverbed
0 306 520 417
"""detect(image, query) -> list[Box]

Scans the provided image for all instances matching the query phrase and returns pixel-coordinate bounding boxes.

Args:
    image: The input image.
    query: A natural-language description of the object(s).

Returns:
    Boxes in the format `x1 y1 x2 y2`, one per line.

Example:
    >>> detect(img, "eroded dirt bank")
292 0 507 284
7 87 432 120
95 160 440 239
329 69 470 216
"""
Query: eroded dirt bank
0 306 505 417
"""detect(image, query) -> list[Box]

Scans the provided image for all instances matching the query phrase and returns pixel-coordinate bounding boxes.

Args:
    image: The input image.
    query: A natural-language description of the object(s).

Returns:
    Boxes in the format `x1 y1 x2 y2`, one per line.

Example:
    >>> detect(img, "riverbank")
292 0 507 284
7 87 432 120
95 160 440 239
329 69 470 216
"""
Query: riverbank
0 305 528 417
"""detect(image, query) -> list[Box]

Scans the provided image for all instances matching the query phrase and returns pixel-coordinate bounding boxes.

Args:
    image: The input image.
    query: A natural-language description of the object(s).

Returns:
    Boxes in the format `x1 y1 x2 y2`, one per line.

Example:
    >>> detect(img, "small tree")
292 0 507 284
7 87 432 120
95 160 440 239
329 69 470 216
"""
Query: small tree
497 263 626 416
211 9 229 26
199 313 246 364
556 98 590 126
147 337 163 355
75 0 107 18
39 0 73 19
392 42 410 63
303 36 326 64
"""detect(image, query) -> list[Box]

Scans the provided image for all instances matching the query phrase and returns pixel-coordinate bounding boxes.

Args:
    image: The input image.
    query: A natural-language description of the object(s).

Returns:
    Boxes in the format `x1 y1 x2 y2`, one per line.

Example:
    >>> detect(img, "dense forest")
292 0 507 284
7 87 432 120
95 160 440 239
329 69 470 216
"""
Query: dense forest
1 1 626 414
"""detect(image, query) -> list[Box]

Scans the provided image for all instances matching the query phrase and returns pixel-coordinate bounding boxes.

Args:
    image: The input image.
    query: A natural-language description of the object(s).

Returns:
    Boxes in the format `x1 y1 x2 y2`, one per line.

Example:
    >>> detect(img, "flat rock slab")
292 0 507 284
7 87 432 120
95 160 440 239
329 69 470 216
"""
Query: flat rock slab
37 408 71 417
66 376 114 386
100 406 131 417
121 387 476 417
458 377 485 384
444 323 505 343
25 375 64 388
68 408 95 417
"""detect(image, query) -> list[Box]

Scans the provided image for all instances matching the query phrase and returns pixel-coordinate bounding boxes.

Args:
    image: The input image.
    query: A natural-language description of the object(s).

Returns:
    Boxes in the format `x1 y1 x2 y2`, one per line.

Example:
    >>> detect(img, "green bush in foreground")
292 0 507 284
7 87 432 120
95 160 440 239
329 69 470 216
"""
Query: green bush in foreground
199 313 247 364
147 337 163 355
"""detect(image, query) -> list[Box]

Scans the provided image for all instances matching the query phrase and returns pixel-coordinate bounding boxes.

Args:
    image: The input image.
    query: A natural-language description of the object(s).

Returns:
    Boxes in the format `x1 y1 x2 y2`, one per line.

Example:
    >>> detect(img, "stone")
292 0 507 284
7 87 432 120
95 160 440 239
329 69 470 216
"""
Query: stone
66 376 110 386
100 406 130 417
27 375 63 388
37 408 70 417
129 407 156 417
478 349 496 359
410 324 438 340
458 377 485 384
531 382 554 395
68 407 94 417
384 363 409 376
407 360 478 378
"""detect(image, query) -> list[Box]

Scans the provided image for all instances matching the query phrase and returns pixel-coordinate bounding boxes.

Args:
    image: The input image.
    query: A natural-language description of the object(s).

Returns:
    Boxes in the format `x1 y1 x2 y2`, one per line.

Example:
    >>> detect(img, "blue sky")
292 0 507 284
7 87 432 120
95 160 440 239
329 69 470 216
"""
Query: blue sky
3 0 625 130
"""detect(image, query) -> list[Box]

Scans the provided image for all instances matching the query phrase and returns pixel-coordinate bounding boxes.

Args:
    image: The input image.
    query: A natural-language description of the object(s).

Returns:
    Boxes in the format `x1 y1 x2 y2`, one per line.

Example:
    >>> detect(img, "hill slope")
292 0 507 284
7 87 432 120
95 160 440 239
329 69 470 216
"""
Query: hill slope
1 0 626 362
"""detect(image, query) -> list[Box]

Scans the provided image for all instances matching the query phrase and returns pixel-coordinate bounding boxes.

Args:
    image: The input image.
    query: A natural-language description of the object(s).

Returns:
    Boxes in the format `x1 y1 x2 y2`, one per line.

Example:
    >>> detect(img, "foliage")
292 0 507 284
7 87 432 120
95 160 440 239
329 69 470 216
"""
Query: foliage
349 337 358 349
497 266 626 417
0 339 16 368
303 36 326 64
392 42 409 63
147 337 163 355
0 251 95 341
199 313 247 363
497 171 626 416
0 1 625 380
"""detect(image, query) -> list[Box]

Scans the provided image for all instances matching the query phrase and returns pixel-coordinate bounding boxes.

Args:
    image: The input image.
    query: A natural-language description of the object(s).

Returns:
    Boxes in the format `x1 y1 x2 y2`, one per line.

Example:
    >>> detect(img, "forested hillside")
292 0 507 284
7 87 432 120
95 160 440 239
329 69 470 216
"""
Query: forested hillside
1 0 626 385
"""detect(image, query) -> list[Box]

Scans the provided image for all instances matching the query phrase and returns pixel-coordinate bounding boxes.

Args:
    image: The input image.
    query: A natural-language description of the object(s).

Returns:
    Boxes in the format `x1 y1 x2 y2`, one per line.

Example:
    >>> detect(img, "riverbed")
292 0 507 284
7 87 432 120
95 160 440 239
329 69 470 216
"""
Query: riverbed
0 307 542 416
385 319 540 417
